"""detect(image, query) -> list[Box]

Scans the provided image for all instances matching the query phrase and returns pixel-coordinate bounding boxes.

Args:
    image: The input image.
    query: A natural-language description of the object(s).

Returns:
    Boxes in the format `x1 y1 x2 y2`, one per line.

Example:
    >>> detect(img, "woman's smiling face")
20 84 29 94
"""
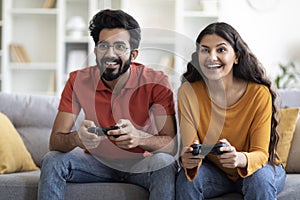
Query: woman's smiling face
197 34 239 81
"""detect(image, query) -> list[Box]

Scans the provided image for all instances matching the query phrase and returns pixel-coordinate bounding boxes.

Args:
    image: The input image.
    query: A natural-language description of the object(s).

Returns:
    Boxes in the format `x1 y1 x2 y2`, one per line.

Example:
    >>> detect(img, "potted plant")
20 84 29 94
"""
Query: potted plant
274 62 300 89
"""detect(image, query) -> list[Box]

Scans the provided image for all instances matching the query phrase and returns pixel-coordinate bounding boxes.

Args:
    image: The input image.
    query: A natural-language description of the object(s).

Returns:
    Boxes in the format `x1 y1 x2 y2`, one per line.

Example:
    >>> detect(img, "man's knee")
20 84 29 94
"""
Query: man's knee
41 151 62 166
41 151 73 171
150 153 177 171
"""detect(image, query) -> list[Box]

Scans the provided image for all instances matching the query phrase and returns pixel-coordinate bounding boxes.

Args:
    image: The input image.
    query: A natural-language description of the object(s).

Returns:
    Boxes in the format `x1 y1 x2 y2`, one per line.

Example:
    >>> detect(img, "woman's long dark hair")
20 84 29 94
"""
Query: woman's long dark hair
182 22 279 165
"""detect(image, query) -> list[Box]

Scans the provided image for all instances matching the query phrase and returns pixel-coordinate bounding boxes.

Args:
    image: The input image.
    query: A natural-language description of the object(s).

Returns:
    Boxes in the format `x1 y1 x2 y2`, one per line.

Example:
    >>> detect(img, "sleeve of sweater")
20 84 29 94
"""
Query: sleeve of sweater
237 86 272 178
177 83 202 181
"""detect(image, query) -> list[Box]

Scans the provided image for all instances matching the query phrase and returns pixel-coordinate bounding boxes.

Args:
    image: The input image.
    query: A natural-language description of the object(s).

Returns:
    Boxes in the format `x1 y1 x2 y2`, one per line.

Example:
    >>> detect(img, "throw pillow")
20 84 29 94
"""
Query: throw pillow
276 108 300 168
286 118 300 173
0 112 39 174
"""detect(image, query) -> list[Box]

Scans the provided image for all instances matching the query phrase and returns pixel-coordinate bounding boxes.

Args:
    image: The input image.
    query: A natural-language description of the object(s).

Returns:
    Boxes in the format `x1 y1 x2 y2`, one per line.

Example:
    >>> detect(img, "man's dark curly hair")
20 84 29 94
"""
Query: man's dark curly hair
89 9 141 50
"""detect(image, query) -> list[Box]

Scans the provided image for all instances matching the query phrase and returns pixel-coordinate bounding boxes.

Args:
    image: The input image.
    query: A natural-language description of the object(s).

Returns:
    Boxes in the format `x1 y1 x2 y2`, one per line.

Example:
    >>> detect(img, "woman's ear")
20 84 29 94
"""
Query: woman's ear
131 49 139 61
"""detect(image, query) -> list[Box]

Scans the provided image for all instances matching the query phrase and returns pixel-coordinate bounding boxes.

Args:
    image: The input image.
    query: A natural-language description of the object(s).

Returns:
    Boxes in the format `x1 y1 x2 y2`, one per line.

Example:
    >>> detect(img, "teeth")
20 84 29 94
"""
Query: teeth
207 64 221 68
106 61 117 65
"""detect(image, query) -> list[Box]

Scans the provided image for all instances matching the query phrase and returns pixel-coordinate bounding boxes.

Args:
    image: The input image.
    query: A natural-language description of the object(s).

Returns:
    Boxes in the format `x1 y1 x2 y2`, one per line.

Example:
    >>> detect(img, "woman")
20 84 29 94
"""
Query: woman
176 22 286 199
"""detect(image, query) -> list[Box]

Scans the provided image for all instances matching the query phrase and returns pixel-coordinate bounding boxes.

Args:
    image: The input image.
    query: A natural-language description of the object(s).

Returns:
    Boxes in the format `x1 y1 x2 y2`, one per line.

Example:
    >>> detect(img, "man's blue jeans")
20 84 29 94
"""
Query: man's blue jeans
176 160 286 200
38 150 177 200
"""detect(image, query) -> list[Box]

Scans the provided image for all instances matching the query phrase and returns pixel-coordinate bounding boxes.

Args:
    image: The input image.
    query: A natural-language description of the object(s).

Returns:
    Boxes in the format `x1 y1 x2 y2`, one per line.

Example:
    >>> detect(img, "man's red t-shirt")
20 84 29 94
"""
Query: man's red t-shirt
58 62 175 159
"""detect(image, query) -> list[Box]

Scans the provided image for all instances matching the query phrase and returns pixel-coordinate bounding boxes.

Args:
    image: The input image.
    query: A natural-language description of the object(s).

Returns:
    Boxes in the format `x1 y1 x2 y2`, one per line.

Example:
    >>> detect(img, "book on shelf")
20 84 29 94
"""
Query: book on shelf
42 0 56 8
48 71 56 94
9 44 31 63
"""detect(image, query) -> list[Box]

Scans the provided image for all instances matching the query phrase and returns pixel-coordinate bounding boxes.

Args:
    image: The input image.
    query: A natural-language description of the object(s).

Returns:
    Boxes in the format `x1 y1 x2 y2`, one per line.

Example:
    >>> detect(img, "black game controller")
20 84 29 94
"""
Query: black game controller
191 142 229 156
87 126 124 138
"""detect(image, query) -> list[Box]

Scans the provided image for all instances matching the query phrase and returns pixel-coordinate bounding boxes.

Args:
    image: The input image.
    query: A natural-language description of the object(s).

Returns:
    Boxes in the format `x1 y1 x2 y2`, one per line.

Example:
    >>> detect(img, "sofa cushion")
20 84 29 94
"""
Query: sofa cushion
276 108 300 168
0 112 38 174
17 127 52 167
286 118 300 173
0 92 59 167
277 174 300 199
0 170 40 200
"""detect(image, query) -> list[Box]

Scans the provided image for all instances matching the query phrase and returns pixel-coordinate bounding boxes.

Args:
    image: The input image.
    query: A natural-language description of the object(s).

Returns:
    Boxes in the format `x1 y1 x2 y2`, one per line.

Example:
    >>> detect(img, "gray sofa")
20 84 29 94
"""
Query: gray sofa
0 88 299 200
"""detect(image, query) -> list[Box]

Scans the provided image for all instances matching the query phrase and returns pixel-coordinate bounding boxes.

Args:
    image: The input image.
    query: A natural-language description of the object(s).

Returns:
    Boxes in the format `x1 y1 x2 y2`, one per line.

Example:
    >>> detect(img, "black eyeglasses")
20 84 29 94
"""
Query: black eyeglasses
96 41 130 55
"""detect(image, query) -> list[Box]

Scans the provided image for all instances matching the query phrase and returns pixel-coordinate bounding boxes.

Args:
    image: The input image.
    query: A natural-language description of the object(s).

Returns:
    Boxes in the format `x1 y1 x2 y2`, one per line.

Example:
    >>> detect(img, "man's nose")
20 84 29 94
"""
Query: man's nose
105 46 116 56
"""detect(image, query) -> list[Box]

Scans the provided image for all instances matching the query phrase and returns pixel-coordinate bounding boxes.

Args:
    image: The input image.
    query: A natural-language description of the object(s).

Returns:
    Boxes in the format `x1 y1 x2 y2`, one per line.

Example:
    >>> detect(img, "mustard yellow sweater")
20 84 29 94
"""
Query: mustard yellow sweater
178 81 275 181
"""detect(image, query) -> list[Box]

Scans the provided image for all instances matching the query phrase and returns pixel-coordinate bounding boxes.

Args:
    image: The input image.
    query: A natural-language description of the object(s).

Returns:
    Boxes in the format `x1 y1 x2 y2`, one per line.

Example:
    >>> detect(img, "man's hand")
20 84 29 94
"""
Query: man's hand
107 115 176 153
107 119 147 149
78 120 106 149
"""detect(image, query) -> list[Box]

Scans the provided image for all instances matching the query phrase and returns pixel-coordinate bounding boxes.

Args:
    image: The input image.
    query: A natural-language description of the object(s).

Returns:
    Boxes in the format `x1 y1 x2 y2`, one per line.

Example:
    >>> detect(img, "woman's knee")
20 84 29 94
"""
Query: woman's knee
176 169 204 199
176 168 188 185
243 165 276 195
176 169 188 193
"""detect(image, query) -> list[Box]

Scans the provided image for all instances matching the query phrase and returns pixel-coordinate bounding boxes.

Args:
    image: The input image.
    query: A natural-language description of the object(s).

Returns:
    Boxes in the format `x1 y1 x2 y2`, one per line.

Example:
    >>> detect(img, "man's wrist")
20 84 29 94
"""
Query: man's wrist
72 131 81 148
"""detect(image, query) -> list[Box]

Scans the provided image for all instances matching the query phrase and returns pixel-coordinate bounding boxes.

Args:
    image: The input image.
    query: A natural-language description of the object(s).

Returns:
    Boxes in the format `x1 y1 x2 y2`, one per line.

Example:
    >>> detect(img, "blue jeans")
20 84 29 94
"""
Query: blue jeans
38 150 177 200
176 160 286 200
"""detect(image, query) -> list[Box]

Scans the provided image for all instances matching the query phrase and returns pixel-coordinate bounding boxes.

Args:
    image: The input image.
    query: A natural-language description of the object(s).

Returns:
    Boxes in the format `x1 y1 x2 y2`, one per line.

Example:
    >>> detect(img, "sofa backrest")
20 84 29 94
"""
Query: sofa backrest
277 89 300 173
0 92 60 167
0 88 299 170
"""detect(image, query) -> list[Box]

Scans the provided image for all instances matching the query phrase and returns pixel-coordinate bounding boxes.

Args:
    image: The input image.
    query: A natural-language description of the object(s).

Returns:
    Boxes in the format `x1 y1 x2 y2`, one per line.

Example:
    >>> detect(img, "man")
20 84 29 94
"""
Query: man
38 9 178 200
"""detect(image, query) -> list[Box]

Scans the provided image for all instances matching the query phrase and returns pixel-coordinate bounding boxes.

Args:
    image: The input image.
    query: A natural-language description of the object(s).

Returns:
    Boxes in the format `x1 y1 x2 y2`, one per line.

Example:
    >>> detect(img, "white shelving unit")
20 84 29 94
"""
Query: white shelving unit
57 0 93 95
176 0 219 40
1 0 59 95
121 0 177 80
175 0 219 78
0 0 220 95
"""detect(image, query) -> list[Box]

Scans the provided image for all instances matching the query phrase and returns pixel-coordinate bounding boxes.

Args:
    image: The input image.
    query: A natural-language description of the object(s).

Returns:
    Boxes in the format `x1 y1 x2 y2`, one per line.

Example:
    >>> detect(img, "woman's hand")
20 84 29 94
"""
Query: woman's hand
181 143 205 169
78 120 106 149
218 139 247 168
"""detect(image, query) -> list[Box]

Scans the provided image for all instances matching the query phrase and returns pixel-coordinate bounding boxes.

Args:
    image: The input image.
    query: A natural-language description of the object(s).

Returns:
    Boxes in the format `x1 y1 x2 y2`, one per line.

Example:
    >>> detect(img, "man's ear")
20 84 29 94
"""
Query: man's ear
131 49 139 61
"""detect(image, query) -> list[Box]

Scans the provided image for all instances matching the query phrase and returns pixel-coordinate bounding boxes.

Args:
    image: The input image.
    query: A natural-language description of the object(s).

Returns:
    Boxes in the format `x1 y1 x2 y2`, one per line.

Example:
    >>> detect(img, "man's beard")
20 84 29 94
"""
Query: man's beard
97 55 132 81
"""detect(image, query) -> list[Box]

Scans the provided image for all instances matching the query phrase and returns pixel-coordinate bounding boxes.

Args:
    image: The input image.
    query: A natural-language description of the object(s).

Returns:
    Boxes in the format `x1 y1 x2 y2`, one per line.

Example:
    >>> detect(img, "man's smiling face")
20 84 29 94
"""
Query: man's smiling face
95 28 132 81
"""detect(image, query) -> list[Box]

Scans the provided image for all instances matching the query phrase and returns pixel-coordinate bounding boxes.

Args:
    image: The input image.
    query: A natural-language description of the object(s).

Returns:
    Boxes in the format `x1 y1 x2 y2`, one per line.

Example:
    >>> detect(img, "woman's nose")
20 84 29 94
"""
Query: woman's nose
209 50 218 61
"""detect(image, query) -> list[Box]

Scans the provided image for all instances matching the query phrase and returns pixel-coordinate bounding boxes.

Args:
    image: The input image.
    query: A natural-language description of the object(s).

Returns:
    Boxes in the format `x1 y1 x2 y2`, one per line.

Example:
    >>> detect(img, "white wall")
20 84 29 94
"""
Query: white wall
219 0 300 84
